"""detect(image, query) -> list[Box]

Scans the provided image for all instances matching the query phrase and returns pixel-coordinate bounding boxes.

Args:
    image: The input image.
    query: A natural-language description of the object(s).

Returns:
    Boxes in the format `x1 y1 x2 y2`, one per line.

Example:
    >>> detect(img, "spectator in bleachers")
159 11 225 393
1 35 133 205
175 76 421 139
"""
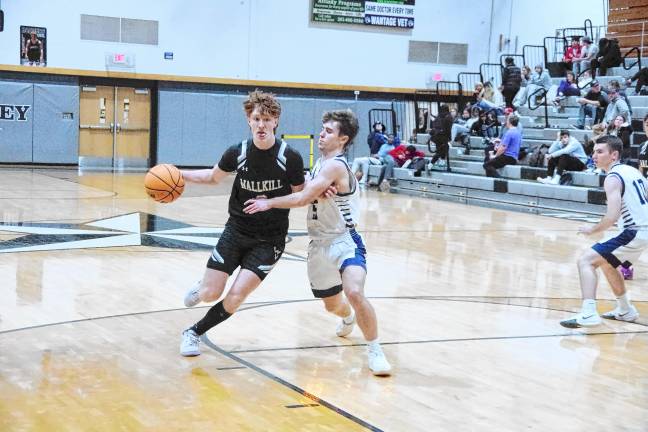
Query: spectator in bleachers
367 122 387 154
377 144 425 191
537 130 587 184
475 81 505 114
471 109 500 139
602 86 630 125
501 57 522 109
429 104 453 167
562 37 582 71
483 115 521 178
525 64 552 108
512 65 533 110
451 107 476 143
573 80 608 129
573 36 599 77
639 114 648 177
606 114 633 161
608 79 632 115
552 71 581 112
627 67 648 95
351 133 398 186
591 38 622 77
472 82 484 104
578 69 593 89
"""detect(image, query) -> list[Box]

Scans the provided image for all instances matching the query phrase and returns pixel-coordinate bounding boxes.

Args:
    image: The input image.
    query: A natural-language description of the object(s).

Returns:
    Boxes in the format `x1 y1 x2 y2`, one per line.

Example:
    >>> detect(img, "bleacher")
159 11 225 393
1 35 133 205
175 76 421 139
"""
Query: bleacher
365 53 647 217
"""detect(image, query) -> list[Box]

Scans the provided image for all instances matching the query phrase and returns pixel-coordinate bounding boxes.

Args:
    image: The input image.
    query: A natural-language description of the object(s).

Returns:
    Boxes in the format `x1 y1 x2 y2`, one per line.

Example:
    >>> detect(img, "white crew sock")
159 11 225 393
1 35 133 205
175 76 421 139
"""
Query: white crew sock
342 310 355 324
582 299 598 315
617 293 631 311
367 338 381 352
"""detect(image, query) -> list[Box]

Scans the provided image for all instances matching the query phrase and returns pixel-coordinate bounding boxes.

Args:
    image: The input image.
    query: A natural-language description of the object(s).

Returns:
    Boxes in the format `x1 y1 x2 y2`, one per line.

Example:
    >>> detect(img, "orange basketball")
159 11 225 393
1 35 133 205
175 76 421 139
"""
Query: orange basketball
144 164 185 203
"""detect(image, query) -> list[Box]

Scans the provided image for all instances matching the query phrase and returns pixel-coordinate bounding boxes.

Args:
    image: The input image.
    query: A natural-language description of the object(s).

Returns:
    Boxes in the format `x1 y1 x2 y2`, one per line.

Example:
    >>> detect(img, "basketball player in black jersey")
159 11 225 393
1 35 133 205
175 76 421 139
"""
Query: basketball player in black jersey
179 90 305 356
24 32 43 65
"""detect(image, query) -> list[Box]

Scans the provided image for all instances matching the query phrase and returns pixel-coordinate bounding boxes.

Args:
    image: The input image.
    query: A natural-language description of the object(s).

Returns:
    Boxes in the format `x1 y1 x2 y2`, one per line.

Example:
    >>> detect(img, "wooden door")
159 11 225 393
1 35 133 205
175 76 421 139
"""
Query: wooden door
115 87 150 169
79 85 115 168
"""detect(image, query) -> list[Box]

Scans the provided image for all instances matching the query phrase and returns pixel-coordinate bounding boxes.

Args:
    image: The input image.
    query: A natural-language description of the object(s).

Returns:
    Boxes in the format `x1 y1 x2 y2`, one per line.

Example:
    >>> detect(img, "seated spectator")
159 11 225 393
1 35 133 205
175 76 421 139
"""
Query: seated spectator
639 114 648 177
351 133 398 186
627 67 648 95
582 123 607 161
537 130 587 184
591 38 622 77
562 37 582 71
602 86 630 126
475 81 505 115
573 36 599 77
606 114 633 161
512 65 532 109
501 57 522 109
367 122 387 154
553 71 580 112
573 80 608 129
578 69 593 89
451 107 479 147
377 144 425 191
429 104 453 166
472 82 484 104
525 64 552 108
483 115 521 177
608 79 633 115
471 109 500 139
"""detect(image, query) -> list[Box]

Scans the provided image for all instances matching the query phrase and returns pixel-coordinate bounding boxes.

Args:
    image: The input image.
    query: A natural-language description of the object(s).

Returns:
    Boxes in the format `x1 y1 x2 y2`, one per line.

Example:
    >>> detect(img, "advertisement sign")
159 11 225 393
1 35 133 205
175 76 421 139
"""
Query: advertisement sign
312 0 415 28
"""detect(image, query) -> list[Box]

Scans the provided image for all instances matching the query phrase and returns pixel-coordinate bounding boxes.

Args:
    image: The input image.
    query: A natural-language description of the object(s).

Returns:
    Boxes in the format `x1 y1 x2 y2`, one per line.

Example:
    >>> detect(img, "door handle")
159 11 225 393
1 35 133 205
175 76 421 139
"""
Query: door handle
110 123 114 133
116 123 121 133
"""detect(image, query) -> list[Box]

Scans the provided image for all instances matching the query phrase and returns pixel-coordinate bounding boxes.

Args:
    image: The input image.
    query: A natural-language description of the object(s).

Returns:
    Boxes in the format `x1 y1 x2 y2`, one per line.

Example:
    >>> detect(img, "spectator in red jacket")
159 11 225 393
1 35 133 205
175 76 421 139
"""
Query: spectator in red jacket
377 144 425 191
563 37 582 71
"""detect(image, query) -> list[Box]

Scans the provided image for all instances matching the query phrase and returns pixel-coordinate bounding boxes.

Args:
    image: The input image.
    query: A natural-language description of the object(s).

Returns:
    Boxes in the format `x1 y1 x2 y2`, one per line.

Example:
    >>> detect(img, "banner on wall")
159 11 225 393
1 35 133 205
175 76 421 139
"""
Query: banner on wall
312 0 415 29
20 26 47 67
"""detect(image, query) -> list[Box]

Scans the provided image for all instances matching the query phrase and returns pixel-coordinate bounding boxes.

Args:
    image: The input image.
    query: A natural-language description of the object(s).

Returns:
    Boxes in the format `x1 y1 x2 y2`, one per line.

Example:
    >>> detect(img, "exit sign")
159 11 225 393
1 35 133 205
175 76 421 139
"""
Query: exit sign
113 53 126 64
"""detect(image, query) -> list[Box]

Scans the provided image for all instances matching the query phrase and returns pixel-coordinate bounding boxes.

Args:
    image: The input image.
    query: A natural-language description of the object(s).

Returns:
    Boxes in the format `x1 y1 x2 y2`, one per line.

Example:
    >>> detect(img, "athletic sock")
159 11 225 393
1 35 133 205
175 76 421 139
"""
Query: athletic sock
617 293 631 311
582 299 598 316
366 338 381 352
191 301 232 335
342 310 354 324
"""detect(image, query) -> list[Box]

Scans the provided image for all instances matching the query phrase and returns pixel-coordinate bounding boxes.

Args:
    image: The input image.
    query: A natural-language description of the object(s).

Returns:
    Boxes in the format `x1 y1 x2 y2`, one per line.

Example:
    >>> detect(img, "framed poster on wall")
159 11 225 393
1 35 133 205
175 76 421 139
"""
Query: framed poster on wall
20 26 47 66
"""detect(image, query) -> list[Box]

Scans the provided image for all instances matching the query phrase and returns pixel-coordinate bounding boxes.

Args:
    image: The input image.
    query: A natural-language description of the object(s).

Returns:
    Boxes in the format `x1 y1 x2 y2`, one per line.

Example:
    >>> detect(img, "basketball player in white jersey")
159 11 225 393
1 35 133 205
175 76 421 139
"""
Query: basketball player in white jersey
243 109 392 376
561 136 648 328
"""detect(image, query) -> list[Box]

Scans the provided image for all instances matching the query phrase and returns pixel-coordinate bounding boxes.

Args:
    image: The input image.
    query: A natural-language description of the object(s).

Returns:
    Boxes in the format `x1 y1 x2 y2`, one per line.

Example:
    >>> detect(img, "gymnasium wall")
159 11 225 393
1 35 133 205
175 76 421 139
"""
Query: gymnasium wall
157 84 394 166
0 0 603 89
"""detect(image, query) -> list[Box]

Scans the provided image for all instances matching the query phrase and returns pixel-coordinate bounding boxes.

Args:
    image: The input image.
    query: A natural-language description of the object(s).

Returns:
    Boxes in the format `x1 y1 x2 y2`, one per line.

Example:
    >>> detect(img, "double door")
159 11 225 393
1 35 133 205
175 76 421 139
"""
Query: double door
79 85 150 169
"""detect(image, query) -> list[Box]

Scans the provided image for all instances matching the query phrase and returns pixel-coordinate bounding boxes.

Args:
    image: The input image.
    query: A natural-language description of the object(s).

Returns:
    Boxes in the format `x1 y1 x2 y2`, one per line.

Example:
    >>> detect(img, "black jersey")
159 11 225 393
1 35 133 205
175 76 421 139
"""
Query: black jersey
218 138 305 239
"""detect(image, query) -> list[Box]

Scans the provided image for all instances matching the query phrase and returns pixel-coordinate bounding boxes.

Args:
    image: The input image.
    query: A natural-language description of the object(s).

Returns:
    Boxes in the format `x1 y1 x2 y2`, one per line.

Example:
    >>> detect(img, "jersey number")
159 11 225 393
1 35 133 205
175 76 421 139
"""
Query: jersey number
632 179 648 205
311 200 318 220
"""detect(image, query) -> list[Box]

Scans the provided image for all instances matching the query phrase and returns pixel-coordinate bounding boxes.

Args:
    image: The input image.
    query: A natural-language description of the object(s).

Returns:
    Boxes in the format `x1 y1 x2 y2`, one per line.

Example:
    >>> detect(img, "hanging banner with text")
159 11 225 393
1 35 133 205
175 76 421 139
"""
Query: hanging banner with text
312 0 415 29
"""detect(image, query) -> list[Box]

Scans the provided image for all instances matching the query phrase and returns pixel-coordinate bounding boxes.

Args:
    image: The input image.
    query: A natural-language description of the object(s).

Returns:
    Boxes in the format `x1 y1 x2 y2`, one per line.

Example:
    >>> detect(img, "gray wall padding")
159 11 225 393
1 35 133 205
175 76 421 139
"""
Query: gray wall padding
0 81 33 162
33 83 79 163
158 87 384 168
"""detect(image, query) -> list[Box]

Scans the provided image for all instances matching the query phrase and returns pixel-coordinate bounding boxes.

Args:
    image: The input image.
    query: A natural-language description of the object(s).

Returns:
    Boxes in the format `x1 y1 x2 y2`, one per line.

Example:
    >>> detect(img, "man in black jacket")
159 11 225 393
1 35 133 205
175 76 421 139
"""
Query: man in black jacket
501 57 522 109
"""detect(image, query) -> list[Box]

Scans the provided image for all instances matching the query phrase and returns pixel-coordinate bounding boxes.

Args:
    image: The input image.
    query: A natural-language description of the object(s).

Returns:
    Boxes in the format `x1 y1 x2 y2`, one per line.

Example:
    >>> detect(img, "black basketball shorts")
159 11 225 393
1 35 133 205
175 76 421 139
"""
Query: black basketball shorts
206 224 285 280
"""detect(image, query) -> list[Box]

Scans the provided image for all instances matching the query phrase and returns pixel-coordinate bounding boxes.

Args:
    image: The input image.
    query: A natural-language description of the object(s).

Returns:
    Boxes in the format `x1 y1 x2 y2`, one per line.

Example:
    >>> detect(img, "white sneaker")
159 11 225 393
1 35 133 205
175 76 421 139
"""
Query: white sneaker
180 329 201 356
336 312 355 337
550 174 561 185
367 347 392 376
184 281 202 307
537 176 551 184
560 312 602 328
601 305 639 322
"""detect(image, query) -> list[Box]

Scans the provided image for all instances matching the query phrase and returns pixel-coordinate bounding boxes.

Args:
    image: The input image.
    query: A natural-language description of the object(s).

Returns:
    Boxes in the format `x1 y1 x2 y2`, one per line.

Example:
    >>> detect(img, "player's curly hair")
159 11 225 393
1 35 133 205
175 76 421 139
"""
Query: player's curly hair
322 109 359 149
243 90 282 118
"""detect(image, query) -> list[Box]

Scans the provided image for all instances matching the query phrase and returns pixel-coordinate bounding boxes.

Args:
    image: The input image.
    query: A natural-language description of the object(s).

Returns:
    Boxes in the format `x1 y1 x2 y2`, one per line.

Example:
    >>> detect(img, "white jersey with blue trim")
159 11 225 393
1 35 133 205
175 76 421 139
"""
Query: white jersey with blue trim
607 163 648 229
307 155 360 240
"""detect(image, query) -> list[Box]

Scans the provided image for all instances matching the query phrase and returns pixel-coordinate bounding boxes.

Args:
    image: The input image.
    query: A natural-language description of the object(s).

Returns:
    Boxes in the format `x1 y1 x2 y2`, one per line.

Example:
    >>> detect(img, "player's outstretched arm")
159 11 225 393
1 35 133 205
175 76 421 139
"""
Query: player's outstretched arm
578 175 622 235
243 162 341 213
181 165 230 185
